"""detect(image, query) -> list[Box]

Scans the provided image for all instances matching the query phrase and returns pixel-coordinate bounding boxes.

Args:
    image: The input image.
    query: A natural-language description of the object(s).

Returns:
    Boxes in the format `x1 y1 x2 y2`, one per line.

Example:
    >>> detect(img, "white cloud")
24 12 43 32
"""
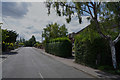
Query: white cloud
2 2 90 42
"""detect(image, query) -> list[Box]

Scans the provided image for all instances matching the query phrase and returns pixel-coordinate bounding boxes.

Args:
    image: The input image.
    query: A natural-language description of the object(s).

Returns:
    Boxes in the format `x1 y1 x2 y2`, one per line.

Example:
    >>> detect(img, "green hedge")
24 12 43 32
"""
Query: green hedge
74 36 112 67
45 37 72 57
74 27 120 68
74 26 114 68
116 40 120 66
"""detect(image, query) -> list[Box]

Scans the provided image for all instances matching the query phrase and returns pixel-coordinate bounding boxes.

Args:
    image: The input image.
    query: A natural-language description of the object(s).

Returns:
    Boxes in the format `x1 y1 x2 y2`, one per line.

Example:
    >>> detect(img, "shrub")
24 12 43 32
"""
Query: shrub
45 37 72 57
18 43 24 47
74 26 120 69
74 28 112 67
98 65 113 71
34 43 43 49
2 42 14 52
116 40 120 68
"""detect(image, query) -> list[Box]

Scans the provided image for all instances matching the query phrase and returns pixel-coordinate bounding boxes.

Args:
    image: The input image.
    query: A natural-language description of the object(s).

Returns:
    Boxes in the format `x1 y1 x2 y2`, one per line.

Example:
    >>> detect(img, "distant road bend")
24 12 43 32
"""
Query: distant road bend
2 47 93 78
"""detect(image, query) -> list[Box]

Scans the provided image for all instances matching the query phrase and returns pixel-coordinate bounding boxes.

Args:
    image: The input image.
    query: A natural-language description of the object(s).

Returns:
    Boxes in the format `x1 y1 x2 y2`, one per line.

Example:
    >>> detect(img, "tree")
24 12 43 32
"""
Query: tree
2 29 18 43
59 24 68 37
29 35 36 46
106 2 120 31
19 37 25 43
42 23 68 41
2 29 18 51
24 35 36 47
45 1 120 69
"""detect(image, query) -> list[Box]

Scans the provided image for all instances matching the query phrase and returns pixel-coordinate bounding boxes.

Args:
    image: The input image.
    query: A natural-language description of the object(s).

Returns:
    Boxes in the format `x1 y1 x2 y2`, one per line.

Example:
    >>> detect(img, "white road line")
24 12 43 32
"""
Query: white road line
38 72 44 80
31 59 44 80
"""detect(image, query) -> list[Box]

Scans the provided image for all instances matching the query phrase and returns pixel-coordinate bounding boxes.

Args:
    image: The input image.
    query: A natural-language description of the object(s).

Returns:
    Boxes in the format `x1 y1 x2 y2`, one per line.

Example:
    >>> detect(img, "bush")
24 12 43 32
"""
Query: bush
98 65 113 71
74 29 112 68
74 27 120 69
116 40 120 68
34 43 43 49
45 37 72 57
18 43 24 47
2 42 14 52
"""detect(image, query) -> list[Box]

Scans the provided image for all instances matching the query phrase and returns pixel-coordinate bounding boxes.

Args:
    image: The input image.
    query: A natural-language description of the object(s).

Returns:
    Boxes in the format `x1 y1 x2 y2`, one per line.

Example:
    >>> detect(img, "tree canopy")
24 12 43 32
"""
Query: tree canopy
42 23 68 41
2 29 18 43
45 1 120 69
24 35 36 47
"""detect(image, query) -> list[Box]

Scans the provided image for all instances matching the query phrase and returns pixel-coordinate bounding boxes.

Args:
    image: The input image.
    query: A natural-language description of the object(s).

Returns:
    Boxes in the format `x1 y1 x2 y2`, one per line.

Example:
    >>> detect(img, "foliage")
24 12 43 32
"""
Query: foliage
115 40 120 65
2 29 18 52
45 1 120 69
19 37 26 43
106 2 120 28
24 35 36 47
34 42 43 49
2 41 14 51
45 37 72 57
2 29 18 43
18 43 24 47
74 26 120 68
49 37 71 42
42 23 68 42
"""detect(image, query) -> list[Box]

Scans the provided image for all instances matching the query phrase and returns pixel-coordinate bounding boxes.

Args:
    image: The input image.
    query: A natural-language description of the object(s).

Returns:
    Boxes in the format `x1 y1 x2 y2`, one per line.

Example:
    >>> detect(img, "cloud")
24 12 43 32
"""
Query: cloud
2 2 90 42
26 26 33 29
2 2 31 18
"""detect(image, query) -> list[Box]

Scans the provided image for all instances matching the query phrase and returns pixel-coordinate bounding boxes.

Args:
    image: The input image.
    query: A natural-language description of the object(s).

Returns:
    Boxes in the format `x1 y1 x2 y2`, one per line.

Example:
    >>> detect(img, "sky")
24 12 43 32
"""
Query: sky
1 2 90 42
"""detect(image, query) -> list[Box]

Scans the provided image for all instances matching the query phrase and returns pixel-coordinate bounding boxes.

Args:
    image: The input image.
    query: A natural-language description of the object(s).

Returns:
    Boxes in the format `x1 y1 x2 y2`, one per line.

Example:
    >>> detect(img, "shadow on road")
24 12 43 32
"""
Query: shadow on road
66 55 74 59
2 52 18 55
95 70 120 79
0 52 18 59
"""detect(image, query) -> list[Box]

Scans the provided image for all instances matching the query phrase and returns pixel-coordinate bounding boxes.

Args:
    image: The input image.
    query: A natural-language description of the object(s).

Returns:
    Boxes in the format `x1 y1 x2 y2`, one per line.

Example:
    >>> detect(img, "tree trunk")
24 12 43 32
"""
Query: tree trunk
94 19 119 69
109 39 117 69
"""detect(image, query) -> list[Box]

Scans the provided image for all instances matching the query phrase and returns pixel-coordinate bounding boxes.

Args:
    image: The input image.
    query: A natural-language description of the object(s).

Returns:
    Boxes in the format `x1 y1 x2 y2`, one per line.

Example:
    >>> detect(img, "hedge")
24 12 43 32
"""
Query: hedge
75 36 113 67
116 40 120 66
74 27 120 68
45 37 72 57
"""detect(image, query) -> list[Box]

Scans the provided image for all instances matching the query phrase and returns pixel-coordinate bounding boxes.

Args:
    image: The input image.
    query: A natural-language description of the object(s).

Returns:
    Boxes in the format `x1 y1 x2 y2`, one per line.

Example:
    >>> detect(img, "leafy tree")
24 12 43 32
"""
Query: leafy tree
42 23 68 41
2 29 18 51
2 29 18 43
29 35 36 47
16 37 26 47
19 37 25 43
106 2 120 31
24 35 36 47
2 29 9 42
59 24 68 37
45 1 120 69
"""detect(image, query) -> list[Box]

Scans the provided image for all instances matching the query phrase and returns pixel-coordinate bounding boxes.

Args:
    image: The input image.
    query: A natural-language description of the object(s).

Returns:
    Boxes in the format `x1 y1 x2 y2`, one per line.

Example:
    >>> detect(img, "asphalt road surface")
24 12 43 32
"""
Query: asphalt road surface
2 47 93 78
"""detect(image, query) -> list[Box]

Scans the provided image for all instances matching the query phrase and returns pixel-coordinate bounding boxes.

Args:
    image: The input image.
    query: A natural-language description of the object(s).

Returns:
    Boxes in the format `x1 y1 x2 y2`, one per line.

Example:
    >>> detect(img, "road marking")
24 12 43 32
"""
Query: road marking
38 72 44 80
31 58 44 80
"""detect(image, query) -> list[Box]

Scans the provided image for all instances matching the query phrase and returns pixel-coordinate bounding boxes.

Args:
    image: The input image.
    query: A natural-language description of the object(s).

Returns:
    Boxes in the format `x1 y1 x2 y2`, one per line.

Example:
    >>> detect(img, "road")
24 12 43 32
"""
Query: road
2 47 93 78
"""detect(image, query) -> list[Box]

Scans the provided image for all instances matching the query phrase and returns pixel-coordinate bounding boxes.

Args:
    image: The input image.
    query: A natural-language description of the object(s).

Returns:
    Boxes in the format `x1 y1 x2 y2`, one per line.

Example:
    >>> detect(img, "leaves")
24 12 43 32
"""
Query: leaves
2 29 18 43
24 35 36 47
42 23 68 41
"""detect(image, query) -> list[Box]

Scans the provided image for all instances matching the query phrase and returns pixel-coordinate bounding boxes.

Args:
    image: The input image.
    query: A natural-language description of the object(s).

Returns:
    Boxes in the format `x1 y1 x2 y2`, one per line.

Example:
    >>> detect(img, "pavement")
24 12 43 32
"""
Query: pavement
0 48 21 63
2 47 94 79
33 47 120 80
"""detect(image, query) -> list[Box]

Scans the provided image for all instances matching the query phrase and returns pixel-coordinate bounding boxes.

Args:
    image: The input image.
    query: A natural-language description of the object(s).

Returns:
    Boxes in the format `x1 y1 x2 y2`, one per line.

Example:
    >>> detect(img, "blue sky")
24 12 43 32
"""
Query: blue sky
1 2 90 42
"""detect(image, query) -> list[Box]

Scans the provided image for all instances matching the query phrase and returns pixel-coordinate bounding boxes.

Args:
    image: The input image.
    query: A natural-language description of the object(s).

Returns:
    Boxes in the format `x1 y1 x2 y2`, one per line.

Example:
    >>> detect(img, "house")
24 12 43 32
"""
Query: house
68 25 90 46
